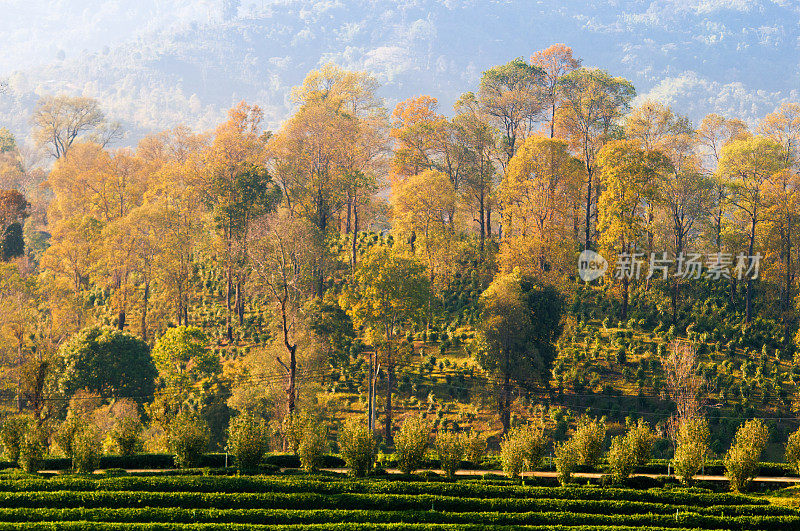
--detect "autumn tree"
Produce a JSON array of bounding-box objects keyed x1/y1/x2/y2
[
  {"x1": 759, "y1": 104, "x2": 800, "y2": 345},
  {"x1": 696, "y1": 114, "x2": 749, "y2": 251},
  {"x1": 661, "y1": 341, "x2": 706, "y2": 445},
  {"x1": 204, "y1": 102, "x2": 281, "y2": 340},
  {"x1": 340, "y1": 245, "x2": 429, "y2": 441},
  {"x1": 478, "y1": 58, "x2": 546, "y2": 169},
  {"x1": 390, "y1": 96, "x2": 443, "y2": 178},
  {"x1": 32, "y1": 95, "x2": 119, "y2": 159},
  {"x1": 626, "y1": 102, "x2": 712, "y2": 320},
  {"x1": 0, "y1": 129, "x2": 25, "y2": 192},
  {"x1": 0, "y1": 263, "x2": 38, "y2": 413},
  {"x1": 392, "y1": 169, "x2": 457, "y2": 294},
  {"x1": 247, "y1": 209, "x2": 322, "y2": 418},
  {"x1": 499, "y1": 135, "x2": 583, "y2": 280},
  {"x1": 273, "y1": 64, "x2": 383, "y2": 237},
  {"x1": 43, "y1": 142, "x2": 141, "y2": 301},
  {"x1": 718, "y1": 136, "x2": 787, "y2": 322},
  {"x1": 476, "y1": 271, "x2": 563, "y2": 433},
  {"x1": 530, "y1": 44, "x2": 581, "y2": 139},
  {"x1": 557, "y1": 68, "x2": 636, "y2": 250},
  {"x1": 452, "y1": 94, "x2": 498, "y2": 254},
  {"x1": 597, "y1": 140, "x2": 669, "y2": 319},
  {"x1": 138, "y1": 127, "x2": 209, "y2": 327}
]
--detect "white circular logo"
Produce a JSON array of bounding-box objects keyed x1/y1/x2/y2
[{"x1": 578, "y1": 250, "x2": 608, "y2": 282}]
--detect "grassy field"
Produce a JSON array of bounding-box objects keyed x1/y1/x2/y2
[{"x1": 1, "y1": 471, "x2": 799, "y2": 530}]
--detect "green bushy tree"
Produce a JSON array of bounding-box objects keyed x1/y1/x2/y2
[
  {"x1": 785, "y1": 427, "x2": 800, "y2": 474},
  {"x1": 607, "y1": 434, "x2": 635, "y2": 481},
  {"x1": 227, "y1": 414, "x2": 270, "y2": 471},
  {"x1": 395, "y1": 415, "x2": 431, "y2": 475},
  {"x1": 298, "y1": 422, "x2": 328, "y2": 473},
  {"x1": 673, "y1": 417, "x2": 711, "y2": 485},
  {"x1": 627, "y1": 418, "x2": 654, "y2": 466},
  {"x1": 554, "y1": 440, "x2": 579, "y2": 486},
  {"x1": 724, "y1": 419, "x2": 769, "y2": 492},
  {"x1": 500, "y1": 422, "x2": 548, "y2": 479},
  {"x1": 54, "y1": 416, "x2": 85, "y2": 459},
  {"x1": 18, "y1": 424, "x2": 46, "y2": 473},
  {"x1": 572, "y1": 416, "x2": 606, "y2": 466},
  {"x1": 338, "y1": 420, "x2": 377, "y2": 477},
  {"x1": 58, "y1": 326, "x2": 156, "y2": 399},
  {"x1": 167, "y1": 413, "x2": 209, "y2": 468},
  {"x1": 435, "y1": 431, "x2": 464, "y2": 478},
  {"x1": 109, "y1": 416, "x2": 143, "y2": 457},
  {"x1": 72, "y1": 426, "x2": 102, "y2": 474},
  {"x1": 0, "y1": 415, "x2": 31, "y2": 462},
  {"x1": 607, "y1": 418, "x2": 655, "y2": 482},
  {"x1": 463, "y1": 432, "x2": 487, "y2": 465}
]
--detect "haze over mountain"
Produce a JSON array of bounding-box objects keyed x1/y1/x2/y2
[{"x1": 1, "y1": 0, "x2": 798, "y2": 148}]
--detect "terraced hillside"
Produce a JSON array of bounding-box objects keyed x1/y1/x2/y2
[{"x1": 0, "y1": 473, "x2": 798, "y2": 530}]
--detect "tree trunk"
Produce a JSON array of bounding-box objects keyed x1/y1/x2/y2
[
  {"x1": 501, "y1": 348, "x2": 511, "y2": 434},
  {"x1": 226, "y1": 263, "x2": 233, "y2": 341},
  {"x1": 141, "y1": 281, "x2": 149, "y2": 341},
  {"x1": 621, "y1": 275, "x2": 629, "y2": 321},
  {"x1": 15, "y1": 341, "x2": 22, "y2": 413},
  {"x1": 367, "y1": 350, "x2": 374, "y2": 431},
  {"x1": 478, "y1": 191, "x2": 485, "y2": 257},
  {"x1": 385, "y1": 343, "x2": 394, "y2": 444},
  {"x1": 584, "y1": 168, "x2": 593, "y2": 250},
  {"x1": 784, "y1": 210, "x2": 793, "y2": 352},
  {"x1": 287, "y1": 344, "x2": 296, "y2": 417},
  {"x1": 746, "y1": 219, "x2": 756, "y2": 323},
  {"x1": 236, "y1": 280, "x2": 245, "y2": 326},
  {"x1": 345, "y1": 194, "x2": 352, "y2": 234},
  {"x1": 117, "y1": 309, "x2": 126, "y2": 331},
  {"x1": 351, "y1": 200, "x2": 359, "y2": 269}
]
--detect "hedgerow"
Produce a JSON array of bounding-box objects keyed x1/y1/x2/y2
[{"x1": 0, "y1": 507, "x2": 796, "y2": 529}]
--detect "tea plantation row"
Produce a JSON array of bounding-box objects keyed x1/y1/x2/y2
[{"x1": 0, "y1": 472, "x2": 796, "y2": 530}]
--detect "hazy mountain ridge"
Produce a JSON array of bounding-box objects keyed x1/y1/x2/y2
[{"x1": 1, "y1": 0, "x2": 798, "y2": 147}]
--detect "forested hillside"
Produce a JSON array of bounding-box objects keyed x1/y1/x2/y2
[{"x1": 1, "y1": 44, "x2": 799, "y2": 469}]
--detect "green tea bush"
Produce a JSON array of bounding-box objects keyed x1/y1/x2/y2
[
  {"x1": 72, "y1": 426, "x2": 102, "y2": 474},
  {"x1": 298, "y1": 421, "x2": 328, "y2": 473},
  {"x1": 338, "y1": 420, "x2": 376, "y2": 477},
  {"x1": 54, "y1": 416, "x2": 85, "y2": 459},
  {"x1": 109, "y1": 417, "x2": 143, "y2": 457},
  {"x1": 434, "y1": 431, "x2": 464, "y2": 478},
  {"x1": 724, "y1": 418, "x2": 769, "y2": 492},
  {"x1": 673, "y1": 417, "x2": 711, "y2": 485},
  {"x1": 463, "y1": 431, "x2": 486, "y2": 465},
  {"x1": 227, "y1": 414, "x2": 269, "y2": 471},
  {"x1": 785, "y1": 426, "x2": 800, "y2": 474},
  {"x1": 626, "y1": 418, "x2": 654, "y2": 466},
  {"x1": 554, "y1": 440, "x2": 579, "y2": 485},
  {"x1": 394, "y1": 414, "x2": 431, "y2": 474},
  {"x1": 500, "y1": 422, "x2": 548, "y2": 479},
  {"x1": 18, "y1": 424, "x2": 46, "y2": 473},
  {"x1": 0, "y1": 415, "x2": 30, "y2": 462},
  {"x1": 167, "y1": 413, "x2": 209, "y2": 468},
  {"x1": 572, "y1": 416, "x2": 606, "y2": 467},
  {"x1": 607, "y1": 434, "x2": 635, "y2": 482}
]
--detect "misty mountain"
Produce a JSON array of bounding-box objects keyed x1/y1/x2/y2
[{"x1": 1, "y1": 0, "x2": 798, "y2": 147}]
